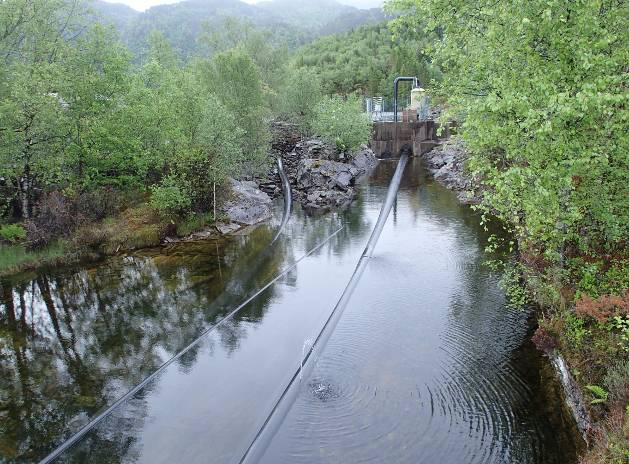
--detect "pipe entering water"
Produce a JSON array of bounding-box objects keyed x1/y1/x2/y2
[
  {"x1": 271, "y1": 156, "x2": 292, "y2": 244},
  {"x1": 239, "y1": 152, "x2": 410, "y2": 463},
  {"x1": 38, "y1": 158, "x2": 330, "y2": 464}
]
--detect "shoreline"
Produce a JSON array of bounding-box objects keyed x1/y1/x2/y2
[{"x1": 417, "y1": 138, "x2": 613, "y2": 460}]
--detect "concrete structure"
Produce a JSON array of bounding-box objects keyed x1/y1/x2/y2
[{"x1": 371, "y1": 120, "x2": 442, "y2": 158}]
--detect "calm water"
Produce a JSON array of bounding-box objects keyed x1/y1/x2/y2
[{"x1": 0, "y1": 159, "x2": 582, "y2": 463}]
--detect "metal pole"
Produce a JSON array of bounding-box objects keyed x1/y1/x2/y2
[{"x1": 393, "y1": 77, "x2": 419, "y2": 123}]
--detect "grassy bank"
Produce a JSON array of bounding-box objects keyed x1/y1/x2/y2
[
  {"x1": 0, "y1": 206, "x2": 218, "y2": 278},
  {"x1": 0, "y1": 242, "x2": 69, "y2": 276}
]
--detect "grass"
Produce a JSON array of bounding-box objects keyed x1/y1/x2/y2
[
  {"x1": 0, "y1": 204, "x2": 224, "y2": 278},
  {"x1": 76, "y1": 206, "x2": 218, "y2": 255},
  {"x1": 0, "y1": 242, "x2": 67, "y2": 276},
  {"x1": 176, "y1": 212, "x2": 215, "y2": 236},
  {"x1": 95, "y1": 205, "x2": 168, "y2": 254}
]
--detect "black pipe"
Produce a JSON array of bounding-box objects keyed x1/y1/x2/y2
[
  {"x1": 270, "y1": 156, "x2": 292, "y2": 244},
  {"x1": 239, "y1": 152, "x2": 410, "y2": 463},
  {"x1": 393, "y1": 76, "x2": 418, "y2": 123}
]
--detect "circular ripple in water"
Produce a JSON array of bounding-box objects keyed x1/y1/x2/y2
[
  {"x1": 259, "y1": 160, "x2": 580, "y2": 464},
  {"x1": 260, "y1": 268, "x2": 578, "y2": 464}
]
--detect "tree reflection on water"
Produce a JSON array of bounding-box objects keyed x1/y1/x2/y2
[{"x1": 0, "y1": 219, "x2": 322, "y2": 462}]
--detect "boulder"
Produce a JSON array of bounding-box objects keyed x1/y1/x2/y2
[
  {"x1": 350, "y1": 145, "x2": 379, "y2": 174},
  {"x1": 223, "y1": 179, "x2": 273, "y2": 225},
  {"x1": 215, "y1": 222, "x2": 241, "y2": 235}
]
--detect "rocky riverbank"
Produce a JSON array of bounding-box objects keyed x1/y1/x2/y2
[
  {"x1": 420, "y1": 138, "x2": 479, "y2": 204},
  {"x1": 167, "y1": 126, "x2": 379, "y2": 243}
]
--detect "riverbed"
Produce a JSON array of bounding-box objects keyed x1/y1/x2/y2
[{"x1": 0, "y1": 159, "x2": 583, "y2": 463}]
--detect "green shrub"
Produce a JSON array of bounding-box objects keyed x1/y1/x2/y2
[
  {"x1": 279, "y1": 67, "x2": 323, "y2": 133},
  {"x1": 311, "y1": 95, "x2": 372, "y2": 153},
  {"x1": 0, "y1": 224, "x2": 27, "y2": 244},
  {"x1": 150, "y1": 175, "x2": 192, "y2": 217},
  {"x1": 609, "y1": 316, "x2": 629, "y2": 353},
  {"x1": 208, "y1": 49, "x2": 270, "y2": 177},
  {"x1": 564, "y1": 313, "x2": 590, "y2": 349}
]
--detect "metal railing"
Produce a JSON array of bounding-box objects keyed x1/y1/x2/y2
[
  {"x1": 364, "y1": 96, "x2": 408, "y2": 122},
  {"x1": 364, "y1": 95, "x2": 433, "y2": 122}
]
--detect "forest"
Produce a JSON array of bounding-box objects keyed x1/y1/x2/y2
[
  {"x1": 0, "y1": 0, "x2": 373, "y2": 275},
  {"x1": 292, "y1": 22, "x2": 440, "y2": 97}
]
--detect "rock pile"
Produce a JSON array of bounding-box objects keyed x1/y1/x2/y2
[
  {"x1": 258, "y1": 126, "x2": 379, "y2": 211},
  {"x1": 295, "y1": 159, "x2": 358, "y2": 209},
  {"x1": 295, "y1": 145, "x2": 378, "y2": 210},
  {"x1": 293, "y1": 138, "x2": 338, "y2": 161}
]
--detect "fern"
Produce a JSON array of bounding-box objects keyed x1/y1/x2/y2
[{"x1": 584, "y1": 385, "x2": 608, "y2": 405}]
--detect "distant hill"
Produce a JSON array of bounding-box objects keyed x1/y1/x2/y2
[
  {"x1": 92, "y1": 0, "x2": 386, "y2": 58},
  {"x1": 255, "y1": 0, "x2": 356, "y2": 28},
  {"x1": 91, "y1": 1, "x2": 139, "y2": 35}
]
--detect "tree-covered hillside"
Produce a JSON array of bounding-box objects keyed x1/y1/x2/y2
[
  {"x1": 293, "y1": 22, "x2": 440, "y2": 97},
  {"x1": 91, "y1": 0, "x2": 139, "y2": 34},
  {"x1": 93, "y1": 0, "x2": 386, "y2": 58}
]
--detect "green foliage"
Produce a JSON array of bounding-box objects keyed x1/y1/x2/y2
[
  {"x1": 278, "y1": 68, "x2": 323, "y2": 132},
  {"x1": 204, "y1": 48, "x2": 270, "y2": 176},
  {"x1": 584, "y1": 384, "x2": 608, "y2": 405},
  {"x1": 198, "y1": 17, "x2": 290, "y2": 102},
  {"x1": 0, "y1": 0, "x2": 79, "y2": 216},
  {"x1": 575, "y1": 262, "x2": 603, "y2": 298},
  {"x1": 0, "y1": 224, "x2": 27, "y2": 244},
  {"x1": 158, "y1": 94, "x2": 246, "y2": 215},
  {"x1": 388, "y1": 0, "x2": 629, "y2": 300},
  {"x1": 150, "y1": 176, "x2": 192, "y2": 218},
  {"x1": 498, "y1": 262, "x2": 529, "y2": 309},
  {"x1": 608, "y1": 316, "x2": 629, "y2": 353},
  {"x1": 311, "y1": 96, "x2": 372, "y2": 153},
  {"x1": 0, "y1": 0, "x2": 278, "y2": 238},
  {"x1": 294, "y1": 22, "x2": 440, "y2": 97},
  {"x1": 564, "y1": 312, "x2": 590, "y2": 349}
]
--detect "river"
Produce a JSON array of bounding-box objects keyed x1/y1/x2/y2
[{"x1": 0, "y1": 158, "x2": 583, "y2": 463}]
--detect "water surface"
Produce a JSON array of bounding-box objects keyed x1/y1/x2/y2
[{"x1": 0, "y1": 159, "x2": 582, "y2": 463}]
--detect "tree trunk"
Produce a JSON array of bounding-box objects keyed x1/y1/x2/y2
[{"x1": 18, "y1": 172, "x2": 31, "y2": 220}]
